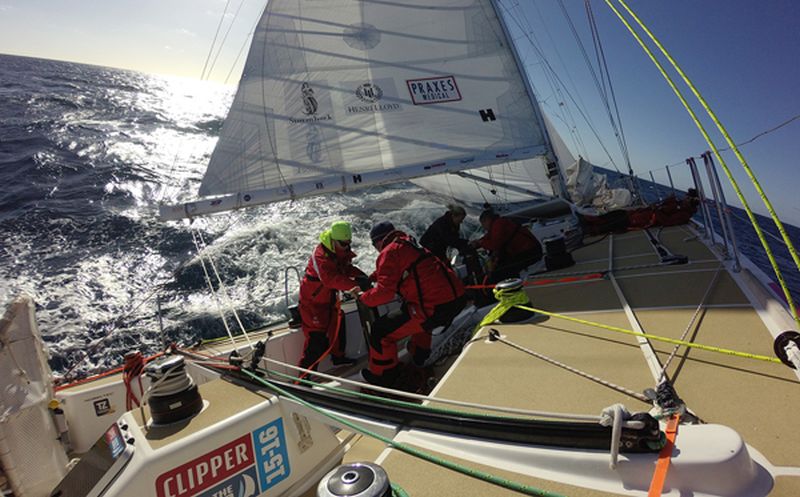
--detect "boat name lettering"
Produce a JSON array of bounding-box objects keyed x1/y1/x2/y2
[
  {"x1": 424, "y1": 162, "x2": 446, "y2": 170},
  {"x1": 156, "y1": 435, "x2": 254, "y2": 497},
  {"x1": 460, "y1": 157, "x2": 475, "y2": 164},
  {"x1": 495, "y1": 153, "x2": 509, "y2": 158},
  {"x1": 406, "y1": 76, "x2": 461, "y2": 105}
]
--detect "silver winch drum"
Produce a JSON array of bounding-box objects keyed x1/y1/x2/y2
[
  {"x1": 144, "y1": 355, "x2": 203, "y2": 425},
  {"x1": 317, "y1": 462, "x2": 391, "y2": 497},
  {"x1": 495, "y1": 277, "x2": 524, "y2": 294}
]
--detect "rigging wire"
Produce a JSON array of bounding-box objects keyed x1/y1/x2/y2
[
  {"x1": 206, "y1": 0, "x2": 247, "y2": 81},
  {"x1": 584, "y1": 0, "x2": 633, "y2": 177},
  {"x1": 555, "y1": 0, "x2": 632, "y2": 178},
  {"x1": 200, "y1": 0, "x2": 233, "y2": 81},
  {"x1": 525, "y1": 0, "x2": 594, "y2": 159},
  {"x1": 657, "y1": 113, "x2": 800, "y2": 170},
  {"x1": 497, "y1": 2, "x2": 622, "y2": 173}
]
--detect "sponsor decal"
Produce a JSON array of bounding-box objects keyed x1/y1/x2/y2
[
  {"x1": 253, "y1": 418, "x2": 291, "y2": 492},
  {"x1": 290, "y1": 83, "x2": 332, "y2": 124},
  {"x1": 356, "y1": 82, "x2": 383, "y2": 103},
  {"x1": 93, "y1": 398, "x2": 114, "y2": 416},
  {"x1": 479, "y1": 108, "x2": 496, "y2": 122},
  {"x1": 156, "y1": 435, "x2": 255, "y2": 497},
  {"x1": 346, "y1": 82, "x2": 401, "y2": 114},
  {"x1": 406, "y1": 76, "x2": 461, "y2": 105}
]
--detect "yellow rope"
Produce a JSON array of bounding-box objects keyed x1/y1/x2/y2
[
  {"x1": 514, "y1": 304, "x2": 783, "y2": 365},
  {"x1": 603, "y1": 0, "x2": 799, "y2": 328}
]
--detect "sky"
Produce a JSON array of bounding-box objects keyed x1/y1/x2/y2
[{"x1": 0, "y1": 0, "x2": 798, "y2": 227}]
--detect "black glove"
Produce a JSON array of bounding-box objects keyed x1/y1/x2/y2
[{"x1": 356, "y1": 275, "x2": 372, "y2": 291}]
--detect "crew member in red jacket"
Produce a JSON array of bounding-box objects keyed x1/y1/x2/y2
[
  {"x1": 356, "y1": 221, "x2": 466, "y2": 387},
  {"x1": 298, "y1": 221, "x2": 367, "y2": 371},
  {"x1": 471, "y1": 209, "x2": 542, "y2": 284}
]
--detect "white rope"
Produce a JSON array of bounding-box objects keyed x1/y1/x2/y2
[
  {"x1": 489, "y1": 330, "x2": 652, "y2": 403},
  {"x1": 143, "y1": 363, "x2": 193, "y2": 404},
  {"x1": 599, "y1": 403, "x2": 631, "y2": 469},
  {"x1": 191, "y1": 230, "x2": 238, "y2": 348},
  {"x1": 193, "y1": 229, "x2": 254, "y2": 349},
  {"x1": 657, "y1": 265, "x2": 723, "y2": 382}
]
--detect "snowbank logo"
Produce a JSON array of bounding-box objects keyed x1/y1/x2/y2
[
  {"x1": 406, "y1": 76, "x2": 461, "y2": 105},
  {"x1": 290, "y1": 82, "x2": 332, "y2": 124},
  {"x1": 301, "y1": 82, "x2": 318, "y2": 115},
  {"x1": 356, "y1": 82, "x2": 383, "y2": 103}
]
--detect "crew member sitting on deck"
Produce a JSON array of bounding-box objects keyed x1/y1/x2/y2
[
  {"x1": 298, "y1": 221, "x2": 368, "y2": 371},
  {"x1": 419, "y1": 204, "x2": 471, "y2": 265},
  {"x1": 356, "y1": 221, "x2": 467, "y2": 387},
  {"x1": 470, "y1": 209, "x2": 543, "y2": 284}
]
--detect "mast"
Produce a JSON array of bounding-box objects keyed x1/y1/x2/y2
[{"x1": 488, "y1": 0, "x2": 569, "y2": 201}]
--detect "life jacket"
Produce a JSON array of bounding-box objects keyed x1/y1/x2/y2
[
  {"x1": 361, "y1": 233, "x2": 464, "y2": 319},
  {"x1": 300, "y1": 243, "x2": 360, "y2": 308}
]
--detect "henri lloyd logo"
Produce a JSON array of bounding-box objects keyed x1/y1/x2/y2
[
  {"x1": 406, "y1": 76, "x2": 462, "y2": 105},
  {"x1": 290, "y1": 82, "x2": 332, "y2": 124},
  {"x1": 347, "y1": 82, "x2": 401, "y2": 114}
]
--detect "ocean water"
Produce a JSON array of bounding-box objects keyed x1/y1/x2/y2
[{"x1": 1, "y1": 54, "x2": 798, "y2": 379}]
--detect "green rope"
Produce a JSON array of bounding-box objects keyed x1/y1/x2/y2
[
  {"x1": 239, "y1": 369, "x2": 568, "y2": 497},
  {"x1": 391, "y1": 482, "x2": 410, "y2": 497},
  {"x1": 260, "y1": 367, "x2": 525, "y2": 421},
  {"x1": 603, "y1": 0, "x2": 799, "y2": 328}
]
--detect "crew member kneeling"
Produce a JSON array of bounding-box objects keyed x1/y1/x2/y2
[{"x1": 357, "y1": 221, "x2": 466, "y2": 387}]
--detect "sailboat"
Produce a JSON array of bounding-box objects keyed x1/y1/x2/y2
[{"x1": 2, "y1": 1, "x2": 799, "y2": 497}]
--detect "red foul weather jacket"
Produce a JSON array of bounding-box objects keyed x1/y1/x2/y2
[
  {"x1": 299, "y1": 243, "x2": 364, "y2": 332},
  {"x1": 475, "y1": 217, "x2": 541, "y2": 258},
  {"x1": 359, "y1": 233, "x2": 464, "y2": 321}
]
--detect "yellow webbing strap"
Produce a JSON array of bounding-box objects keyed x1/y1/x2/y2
[{"x1": 604, "y1": 0, "x2": 799, "y2": 328}]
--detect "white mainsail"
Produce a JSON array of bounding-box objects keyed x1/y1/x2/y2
[{"x1": 160, "y1": 0, "x2": 560, "y2": 220}]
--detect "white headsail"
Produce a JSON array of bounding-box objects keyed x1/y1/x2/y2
[
  {"x1": 160, "y1": 0, "x2": 560, "y2": 220},
  {"x1": 411, "y1": 114, "x2": 575, "y2": 204}
]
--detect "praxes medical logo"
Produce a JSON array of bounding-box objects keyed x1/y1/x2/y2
[
  {"x1": 406, "y1": 76, "x2": 461, "y2": 105},
  {"x1": 156, "y1": 418, "x2": 291, "y2": 497}
]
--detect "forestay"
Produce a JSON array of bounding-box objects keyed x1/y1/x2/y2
[{"x1": 161, "y1": 0, "x2": 556, "y2": 219}]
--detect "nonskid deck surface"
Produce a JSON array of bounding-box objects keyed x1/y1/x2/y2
[{"x1": 370, "y1": 226, "x2": 799, "y2": 496}]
